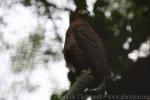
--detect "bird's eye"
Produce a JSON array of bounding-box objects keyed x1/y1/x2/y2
[{"x1": 73, "y1": 28, "x2": 82, "y2": 33}]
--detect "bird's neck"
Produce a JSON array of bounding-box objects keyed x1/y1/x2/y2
[{"x1": 70, "y1": 17, "x2": 88, "y2": 27}]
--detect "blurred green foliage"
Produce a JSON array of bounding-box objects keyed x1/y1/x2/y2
[
  {"x1": 11, "y1": 27, "x2": 44, "y2": 72},
  {"x1": 50, "y1": 94, "x2": 60, "y2": 100}
]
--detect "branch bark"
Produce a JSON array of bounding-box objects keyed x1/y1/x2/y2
[{"x1": 61, "y1": 71, "x2": 94, "y2": 100}]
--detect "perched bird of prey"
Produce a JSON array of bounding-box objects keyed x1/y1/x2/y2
[{"x1": 64, "y1": 9, "x2": 111, "y2": 87}]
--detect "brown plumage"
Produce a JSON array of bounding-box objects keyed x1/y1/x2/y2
[{"x1": 64, "y1": 9, "x2": 111, "y2": 87}]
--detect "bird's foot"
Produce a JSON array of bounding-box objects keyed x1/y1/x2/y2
[{"x1": 81, "y1": 70, "x2": 91, "y2": 75}]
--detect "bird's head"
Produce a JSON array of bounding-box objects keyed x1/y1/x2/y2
[{"x1": 70, "y1": 8, "x2": 90, "y2": 22}]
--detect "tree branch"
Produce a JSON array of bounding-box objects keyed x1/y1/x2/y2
[
  {"x1": 37, "y1": 0, "x2": 72, "y2": 11},
  {"x1": 61, "y1": 71, "x2": 94, "y2": 100}
]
